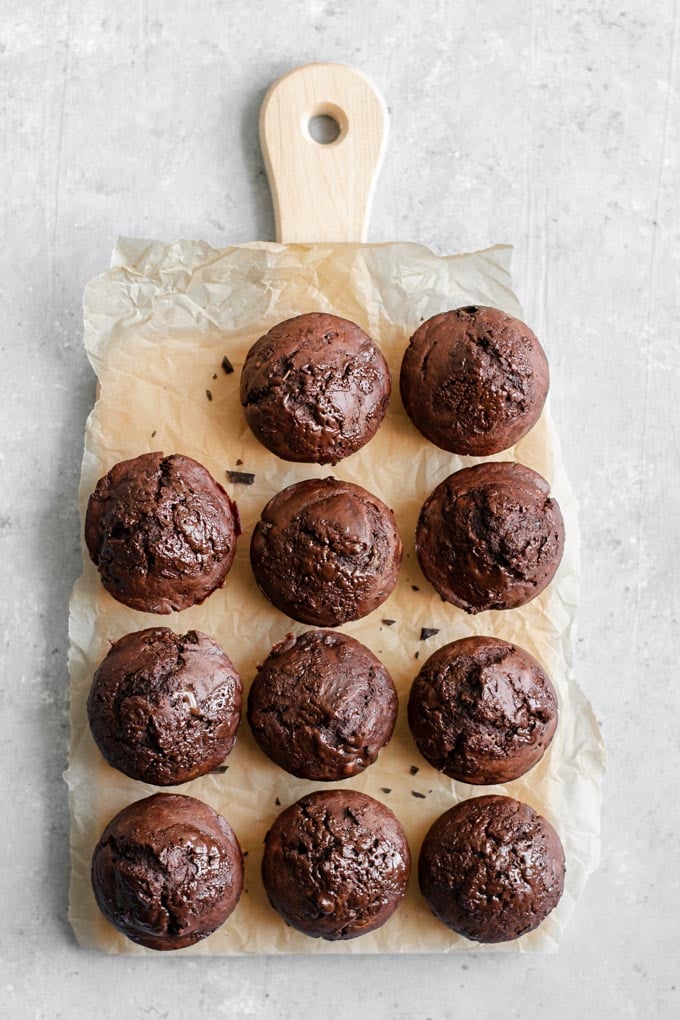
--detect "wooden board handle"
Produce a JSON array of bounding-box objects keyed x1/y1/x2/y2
[{"x1": 259, "y1": 62, "x2": 389, "y2": 244}]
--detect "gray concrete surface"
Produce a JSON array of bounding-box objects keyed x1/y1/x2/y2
[{"x1": 1, "y1": 1, "x2": 678, "y2": 1017}]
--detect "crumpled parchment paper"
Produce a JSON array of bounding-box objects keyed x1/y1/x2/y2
[{"x1": 66, "y1": 237, "x2": 605, "y2": 955}]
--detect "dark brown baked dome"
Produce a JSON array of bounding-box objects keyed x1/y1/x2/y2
[
  {"x1": 407, "y1": 636, "x2": 558, "y2": 784},
  {"x1": 400, "y1": 306, "x2": 549, "y2": 456},
  {"x1": 240, "y1": 313, "x2": 391, "y2": 464},
  {"x1": 250, "y1": 477, "x2": 402, "y2": 626},
  {"x1": 85, "y1": 452, "x2": 241, "y2": 614},
  {"x1": 262, "y1": 790, "x2": 410, "y2": 940},
  {"x1": 418, "y1": 795, "x2": 565, "y2": 943},
  {"x1": 91, "y1": 793, "x2": 243, "y2": 951},
  {"x1": 247, "y1": 630, "x2": 397, "y2": 781},
  {"x1": 88, "y1": 628, "x2": 243, "y2": 786},
  {"x1": 415, "y1": 461, "x2": 564, "y2": 613}
]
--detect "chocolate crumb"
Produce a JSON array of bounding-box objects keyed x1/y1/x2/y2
[
  {"x1": 412, "y1": 790, "x2": 426, "y2": 799},
  {"x1": 420, "y1": 627, "x2": 440, "y2": 641},
  {"x1": 243, "y1": 851, "x2": 249, "y2": 858},
  {"x1": 236, "y1": 458, "x2": 243, "y2": 466},
  {"x1": 150, "y1": 430, "x2": 156, "y2": 438},
  {"x1": 410, "y1": 766, "x2": 419, "y2": 775},
  {"x1": 226, "y1": 470, "x2": 255, "y2": 485},
  {"x1": 412, "y1": 585, "x2": 420, "y2": 592},
  {"x1": 414, "y1": 652, "x2": 420, "y2": 660},
  {"x1": 206, "y1": 389, "x2": 213, "y2": 401},
  {"x1": 382, "y1": 619, "x2": 396, "y2": 626},
  {"x1": 275, "y1": 797, "x2": 281, "y2": 806},
  {"x1": 381, "y1": 788, "x2": 392, "y2": 794},
  {"x1": 212, "y1": 373, "x2": 218, "y2": 380},
  {"x1": 210, "y1": 765, "x2": 229, "y2": 774},
  {"x1": 221, "y1": 355, "x2": 234, "y2": 375}
]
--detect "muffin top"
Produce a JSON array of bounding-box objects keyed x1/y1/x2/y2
[
  {"x1": 250, "y1": 476, "x2": 402, "y2": 626},
  {"x1": 85, "y1": 452, "x2": 240, "y2": 614},
  {"x1": 240, "y1": 312, "x2": 391, "y2": 464},
  {"x1": 416, "y1": 461, "x2": 564, "y2": 613},
  {"x1": 248, "y1": 630, "x2": 397, "y2": 781},
  {"x1": 400, "y1": 305, "x2": 549, "y2": 455},
  {"x1": 91, "y1": 793, "x2": 243, "y2": 951},
  {"x1": 262, "y1": 790, "x2": 410, "y2": 941},
  {"x1": 88, "y1": 628, "x2": 242, "y2": 786},
  {"x1": 407, "y1": 636, "x2": 558, "y2": 784},
  {"x1": 418, "y1": 795, "x2": 565, "y2": 943}
]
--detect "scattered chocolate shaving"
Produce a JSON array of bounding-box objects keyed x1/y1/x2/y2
[
  {"x1": 412, "y1": 790, "x2": 426, "y2": 799},
  {"x1": 236, "y1": 458, "x2": 243, "y2": 466},
  {"x1": 382, "y1": 619, "x2": 396, "y2": 626},
  {"x1": 381, "y1": 788, "x2": 392, "y2": 794},
  {"x1": 150, "y1": 430, "x2": 156, "y2": 438},
  {"x1": 410, "y1": 766, "x2": 420, "y2": 776},
  {"x1": 420, "y1": 627, "x2": 440, "y2": 641},
  {"x1": 221, "y1": 355, "x2": 234, "y2": 374},
  {"x1": 411, "y1": 585, "x2": 420, "y2": 592},
  {"x1": 226, "y1": 470, "x2": 255, "y2": 485},
  {"x1": 243, "y1": 851, "x2": 249, "y2": 858},
  {"x1": 212, "y1": 373, "x2": 218, "y2": 380},
  {"x1": 206, "y1": 389, "x2": 213, "y2": 401},
  {"x1": 414, "y1": 652, "x2": 420, "y2": 660},
  {"x1": 275, "y1": 797, "x2": 281, "y2": 806}
]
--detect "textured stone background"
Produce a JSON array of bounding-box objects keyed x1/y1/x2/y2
[{"x1": 1, "y1": 1, "x2": 678, "y2": 1017}]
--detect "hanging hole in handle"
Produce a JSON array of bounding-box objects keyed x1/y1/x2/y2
[
  {"x1": 302, "y1": 103, "x2": 348, "y2": 147},
  {"x1": 309, "y1": 115, "x2": 340, "y2": 144}
]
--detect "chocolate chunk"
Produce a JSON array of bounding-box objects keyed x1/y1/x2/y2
[
  {"x1": 206, "y1": 389, "x2": 213, "y2": 401},
  {"x1": 226, "y1": 470, "x2": 255, "y2": 485},
  {"x1": 221, "y1": 356, "x2": 234, "y2": 374},
  {"x1": 409, "y1": 765, "x2": 419, "y2": 775},
  {"x1": 411, "y1": 585, "x2": 420, "y2": 592},
  {"x1": 411, "y1": 790, "x2": 426, "y2": 799},
  {"x1": 382, "y1": 619, "x2": 396, "y2": 626},
  {"x1": 381, "y1": 787, "x2": 392, "y2": 794},
  {"x1": 420, "y1": 627, "x2": 440, "y2": 641}
]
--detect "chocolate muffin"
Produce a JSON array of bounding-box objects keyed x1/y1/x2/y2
[
  {"x1": 88, "y1": 628, "x2": 243, "y2": 786},
  {"x1": 91, "y1": 793, "x2": 243, "y2": 950},
  {"x1": 250, "y1": 477, "x2": 402, "y2": 626},
  {"x1": 240, "y1": 313, "x2": 391, "y2": 464},
  {"x1": 407, "y1": 636, "x2": 558, "y2": 784},
  {"x1": 262, "y1": 790, "x2": 410, "y2": 940},
  {"x1": 400, "y1": 306, "x2": 549, "y2": 455},
  {"x1": 85, "y1": 452, "x2": 241, "y2": 614},
  {"x1": 416, "y1": 462, "x2": 564, "y2": 613},
  {"x1": 418, "y1": 795, "x2": 565, "y2": 943},
  {"x1": 248, "y1": 630, "x2": 397, "y2": 781}
]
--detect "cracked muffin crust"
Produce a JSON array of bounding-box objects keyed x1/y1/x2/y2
[
  {"x1": 262, "y1": 790, "x2": 411, "y2": 940},
  {"x1": 250, "y1": 477, "x2": 402, "y2": 626},
  {"x1": 91, "y1": 793, "x2": 243, "y2": 951},
  {"x1": 407, "y1": 636, "x2": 558, "y2": 784},
  {"x1": 88, "y1": 628, "x2": 243, "y2": 786},
  {"x1": 247, "y1": 630, "x2": 397, "y2": 781},
  {"x1": 415, "y1": 461, "x2": 564, "y2": 613},
  {"x1": 85, "y1": 452, "x2": 241, "y2": 614},
  {"x1": 240, "y1": 312, "x2": 391, "y2": 465},
  {"x1": 400, "y1": 305, "x2": 549, "y2": 455},
  {"x1": 418, "y1": 794, "x2": 565, "y2": 943}
]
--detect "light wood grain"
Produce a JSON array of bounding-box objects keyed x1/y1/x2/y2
[{"x1": 259, "y1": 62, "x2": 388, "y2": 243}]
